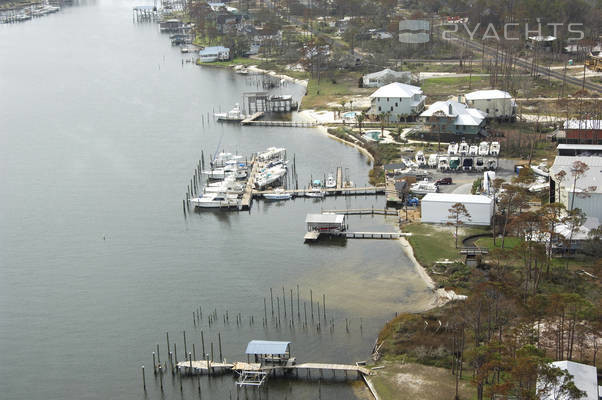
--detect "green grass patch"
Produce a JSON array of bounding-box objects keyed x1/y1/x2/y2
[
  {"x1": 475, "y1": 236, "x2": 522, "y2": 250},
  {"x1": 301, "y1": 71, "x2": 372, "y2": 109}
]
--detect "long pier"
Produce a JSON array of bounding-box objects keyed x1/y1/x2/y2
[
  {"x1": 240, "y1": 155, "x2": 258, "y2": 210},
  {"x1": 242, "y1": 120, "x2": 318, "y2": 128},
  {"x1": 176, "y1": 360, "x2": 372, "y2": 377},
  {"x1": 321, "y1": 208, "x2": 399, "y2": 216},
  {"x1": 254, "y1": 186, "x2": 385, "y2": 198}
]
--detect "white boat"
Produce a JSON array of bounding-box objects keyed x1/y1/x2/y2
[
  {"x1": 204, "y1": 176, "x2": 245, "y2": 194},
  {"x1": 531, "y1": 161, "x2": 549, "y2": 178},
  {"x1": 449, "y1": 156, "x2": 461, "y2": 170},
  {"x1": 438, "y1": 156, "x2": 449, "y2": 171},
  {"x1": 529, "y1": 182, "x2": 550, "y2": 193},
  {"x1": 254, "y1": 166, "x2": 287, "y2": 189},
  {"x1": 305, "y1": 188, "x2": 325, "y2": 198},
  {"x1": 180, "y1": 47, "x2": 190, "y2": 53},
  {"x1": 468, "y1": 145, "x2": 478, "y2": 156},
  {"x1": 215, "y1": 103, "x2": 247, "y2": 121},
  {"x1": 325, "y1": 174, "x2": 336, "y2": 189},
  {"x1": 258, "y1": 147, "x2": 286, "y2": 162},
  {"x1": 263, "y1": 188, "x2": 292, "y2": 200},
  {"x1": 210, "y1": 152, "x2": 244, "y2": 168},
  {"x1": 474, "y1": 157, "x2": 485, "y2": 171},
  {"x1": 489, "y1": 141, "x2": 500, "y2": 156},
  {"x1": 478, "y1": 141, "x2": 490, "y2": 156},
  {"x1": 415, "y1": 151, "x2": 426, "y2": 167},
  {"x1": 486, "y1": 158, "x2": 498, "y2": 170},
  {"x1": 203, "y1": 161, "x2": 247, "y2": 180},
  {"x1": 447, "y1": 143, "x2": 458, "y2": 155},
  {"x1": 189, "y1": 192, "x2": 239, "y2": 209},
  {"x1": 427, "y1": 154, "x2": 438, "y2": 168},
  {"x1": 459, "y1": 140, "x2": 469, "y2": 156},
  {"x1": 410, "y1": 180, "x2": 439, "y2": 195}
]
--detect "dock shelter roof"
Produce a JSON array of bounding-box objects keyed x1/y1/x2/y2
[
  {"x1": 245, "y1": 340, "x2": 290, "y2": 355},
  {"x1": 305, "y1": 213, "x2": 345, "y2": 224}
]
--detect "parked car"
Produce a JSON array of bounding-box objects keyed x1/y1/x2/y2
[{"x1": 436, "y1": 177, "x2": 453, "y2": 185}]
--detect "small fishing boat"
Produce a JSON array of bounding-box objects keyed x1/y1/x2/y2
[
  {"x1": 215, "y1": 103, "x2": 247, "y2": 122},
  {"x1": 263, "y1": 188, "x2": 292, "y2": 200},
  {"x1": 203, "y1": 161, "x2": 247, "y2": 180},
  {"x1": 210, "y1": 152, "x2": 244, "y2": 168},
  {"x1": 449, "y1": 157, "x2": 461, "y2": 170},
  {"x1": 189, "y1": 192, "x2": 239, "y2": 209},
  {"x1": 254, "y1": 166, "x2": 287, "y2": 189},
  {"x1": 447, "y1": 143, "x2": 458, "y2": 155},
  {"x1": 478, "y1": 141, "x2": 490, "y2": 156},
  {"x1": 486, "y1": 158, "x2": 498, "y2": 170},
  {"x1": 529, "y1": 182, "x2": 550, "y2": 193},
  {"x1": 462, "y1": 157, "x2": 473, "y2": 171},
  {"x1": 427, "y1": 154, "x2": 438, "y2": 168},
  {"x1": 305, "y1": 188, "x2": 325, "y2": 198},
  {"x1": 474, "y1": 157, "x2": 485, "y2": 171},
  {"x1": 468, "y1": 145, "x2": 478, "y2": 156},
  {"x1": 438, "y1": 156, "x2": 449, "y2": 171},
  {"x1": 489, "y1": 141, "x2": 500, "y2": 156},
  {"x1": 325, "y1": 174, "x2": 336, "y2": 189},
  {"x1": 459, "y1": 140, "x2": 469, "y2": 156},
  {"x1": 415, "y1": 151, "x2": 426, "y2": 167},
  {"x1": 410, "y1": 180, "x2": 439, "y2": 195},
  {"x1": 258, "y1": 147, "x2": 286, "y2": 162},
  {"x1": 531, "y1": 161, "x2": 549, "y2": 178}
]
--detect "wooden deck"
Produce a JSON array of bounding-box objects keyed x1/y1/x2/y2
[
  {"x1": 177, "y1": 360, "x2": 234, "y2": 374},
  {"x1": 321, "y1": 208, "x2": 399, "y2": 216},
  {"x1": 335, "y1": 167, "x2": 343, "y2": 190},
  {"x1": 335, "y1": 231, "x2": 409, "y2": 239},
  {"x1": 254, "y1": 186, "x2": 385, "y2": 198},
  {"x1": 293, "y1": 363, "x2": 372, "y2": 376},
  {"x1": 240, "y1": 112, "x2": 264, "y2": 125}
]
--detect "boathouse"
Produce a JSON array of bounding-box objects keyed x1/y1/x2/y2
[
  {"x1": 245, "y1": 340, "x2": 292, "y2": 363},
  {"x1": 306, "y1": 213, "x2": 346, "y2": 233}
]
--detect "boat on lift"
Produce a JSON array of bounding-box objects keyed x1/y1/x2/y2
[
  {"x1": 489, "y1": 142, "x2": 500, "y2": 156},
  {"x1": 487, "y1": 158, "x2": 498, "y2": 170},
  {"x1": 325, "y1": 173, "x2": 337, "y2": 189},
  {"x1": 468, "y1": 145, "x2": 478, "y2": 156},
  {"x1": 447, "y1": 143, "x2": 458, "y2": 155},
  {"x1": 462, "y1": 157, "x2": 474, "y2": 171},
  {"x1": 478, "y1": 141, "x2": 490, "y2": 156},
  {"x1": 458, "y1": 140, "x2": 469, "y2": 156},
  {"x1": 449, "y1": 157, "x2": 461, "y2": 170},
  {"x1": 215, "y1": 103, "x2": 248, "y2": 122},
  {"x1": 474, "y1": 157, "x2": 485, "y2": 171}
]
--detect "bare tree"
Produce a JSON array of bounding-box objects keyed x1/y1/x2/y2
[
  {"x1": 569, "y1": 161, "x2": 589, "y2": 211},
  {"x1": 448, "y1": 203, "x2": 472, "y2": 248}
]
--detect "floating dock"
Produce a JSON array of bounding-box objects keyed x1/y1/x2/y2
[{"x1": 255, "y1": 186, "x2": 385, "y2": 198}]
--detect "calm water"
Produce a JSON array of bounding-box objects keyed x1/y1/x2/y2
[{"x1": 0, "y1": 2, "x2": 432, "y2": 399}]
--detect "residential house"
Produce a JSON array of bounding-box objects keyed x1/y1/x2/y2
[
  {"x1": 362, "y1": 68, "x2": 412, "y2": 88},
  {"x1": 462, "y1": 89, "x2": 516, "y2": 120},
  {"x1": 420, "y1": 100, "x2": 487, "y2": 135},
  {"x1": 549, "y1": 153, "x2": 602, "y2": 220},
  {"x1": 367, "y1": 82, "x2": 426, "y2": 121}
]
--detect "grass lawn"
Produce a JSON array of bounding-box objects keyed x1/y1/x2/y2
[
  {"x1": 475, "y1": 236, "x2": 522, "y2": 249},
  {"x1": 404, "y1": 223, "x2": 490, "y2": 267},
  {"x1": 421, "y1": 76, "x2": 490, "y2": 101},
  {"x1": 301, "y1": 71, "x2": 372, "y2": 109},
  {"x1": 369, "y1": 361, "x2": 475, "y2": 400}
]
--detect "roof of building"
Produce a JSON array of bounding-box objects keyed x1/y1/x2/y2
[
  {"x1": 245, "y1": 340, "x2": 290, "y2": 355},
  {"x1": 555, "y1": 216, "x2": 600, "y2": 240},
  {"x1": 305, "y1": 213, "x2": 345, "y2": 224},
  {"x1": 370, "y1": 82, "x2": 423, "y2": 98},
  {"x1": 422, "y1": 193, "x2": 493, "y2": 204},
  {"x1": 550, "y1": 156, "x2": 602, "y2": 194},
  {"x1": 465, "y1": 89, "x2": 512, "y2": 100},
  {"x1": 563, "y1": 119, "x2": 602, "y2": 130},
  {"x1": 557, "y1": 144, "x2": 602, "y2": 151},
  {"x1": 543, "y1": 361, "x2": 599, "y2": 400},
  {"x1": 364, "y1": 68, "x2": 410, "y2": 79},
  {"x1": 199, "y1": 46, "x2": 229, "y2": 54},
  {"x1": 420, "y1": 100, "x2": 487, "y2": 126}
]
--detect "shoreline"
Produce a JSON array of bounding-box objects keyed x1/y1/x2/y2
[{"x1": 315, "y1": 125, "x2": 375, "y2": 164}]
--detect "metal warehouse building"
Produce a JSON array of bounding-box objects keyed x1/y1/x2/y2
[{"x1": 421, "y1": 193, "x2": 494, "y2": 226}]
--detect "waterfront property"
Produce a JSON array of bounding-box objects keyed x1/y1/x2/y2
[
  {"x1": 198, "y1": 46, "x2": 230, "y2": 62},
  {"x1": 461, "y1": 90, "x2": 516, "y2": 120},
  {"x1": 420, "y1": 193, "x2": 493, "y2": 226},
  {"x1": 362, "y1": 68, "x2": 412, "y2": 88},
  {"x1": 549, "y1": 154, "x2": 602, "y2": 220},
  {"x1": 419, "y1": 100, "x2": 487, "y2": 136},
  {"x1": 367, "y1": 82, "x2": 426, "y2": 122}
]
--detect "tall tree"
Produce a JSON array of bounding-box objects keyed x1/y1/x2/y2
[{"x1": 448, "y1": 202, "x2": 471, "y2": 248}]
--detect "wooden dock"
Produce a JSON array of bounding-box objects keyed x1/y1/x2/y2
[
  {"x1": 254, "y1": 186, "x2": 385, "y2": 198},
  {"x1": 335, "y1": 167, "x2": 343, "y2": 190},
  {"x1": 334, "y1": 231, "x2": 409, "y2": 239},
  {"x1": 321, "y1": 208, "x2": 399, "y2": 216},
  {"x1": 240, "y1": 156, "x2": 258, "y2": 210},
  {"x1": 241, "y1": 120, "x2": 318, "y2": 128},
  {"x1": 241, "y1": 112, "x2": 264, "y2": 125}
]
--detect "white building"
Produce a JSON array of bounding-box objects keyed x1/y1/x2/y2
[
  {"x1": 367, "y1": 82, "x2": 426, "y2": 121},
  {"x1": 362, "y1": 68, "x2": 412, "y2": 88},
  {"x1": 550, "y1": 155, "x2": 602, "y2": 220},
  {"x1": 420, "y1": 100, "x2": 487, "y2": 135},
  {"x1": 539, "y1": 361, "x2": 598, "y2": 400},
  {"x1": 421, "y1": 193, "x2": 494, "y2": 226},
  {"x1": 198, "y1": 46, "x2": 230, "y2": 62},
  {"x1": 463, "y1": 90, "x2": 517, "y2": 120}
]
